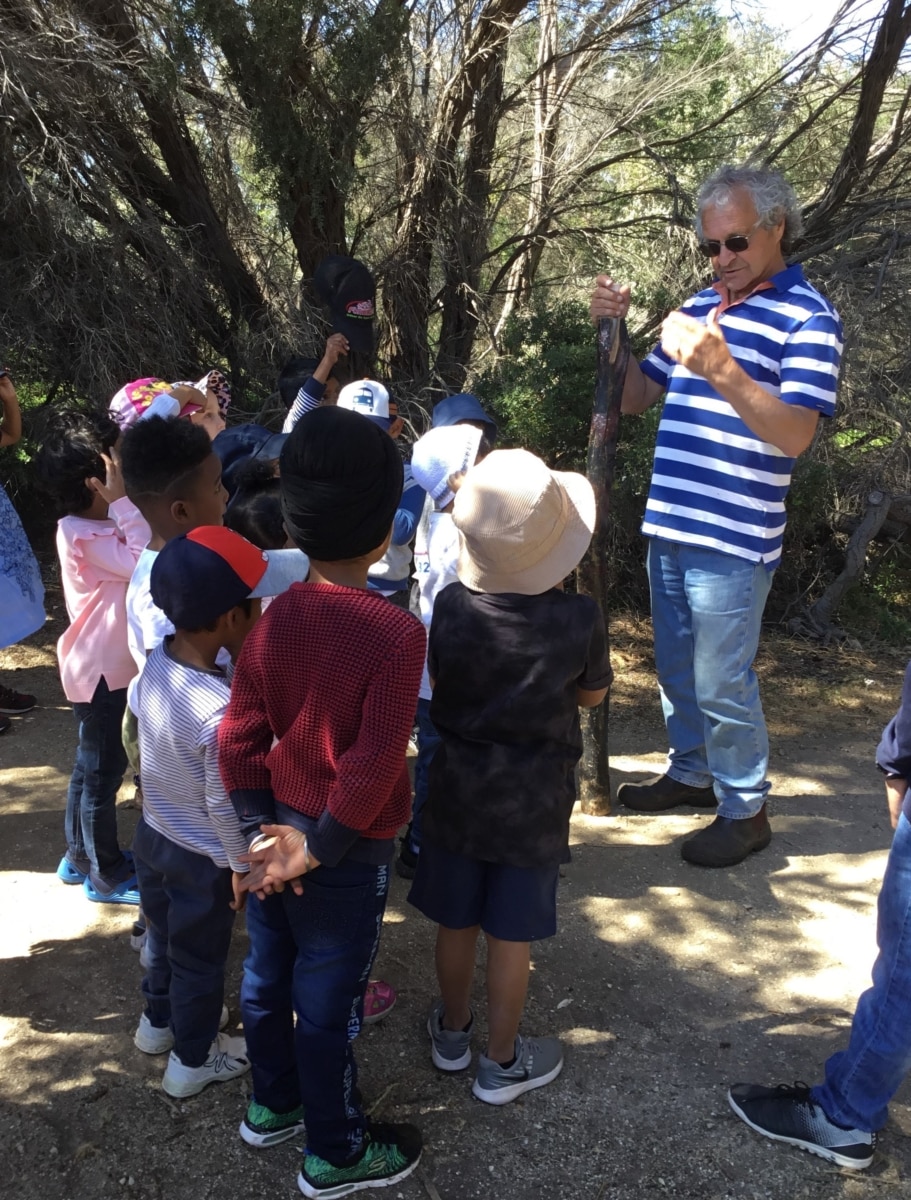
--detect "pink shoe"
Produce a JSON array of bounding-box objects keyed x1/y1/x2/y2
[{"x1": 363, "y1": 979, "x2": 397, "y2": 1024}]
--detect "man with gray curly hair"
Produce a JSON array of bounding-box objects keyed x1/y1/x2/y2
[{"x1": 590, "y1": 164, "x2": 843, "y2": 868}]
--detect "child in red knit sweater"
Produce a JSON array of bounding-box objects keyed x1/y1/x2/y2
[{"x1": 219, "y1": 406, "x2": 425, "y2": 1196}]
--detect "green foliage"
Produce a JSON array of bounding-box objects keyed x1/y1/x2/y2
[
  {"x1": 475, "y1": 299, "x2": 659, "y2": 612},
  {"x1": 477, "y1": 301, "x2": 595, "y2": 469},
  {"x1": 478, "y1": 298, "x2": 658, "y2": 491},
  {"x1": 176, "y1": 0, "x2": 408, "y2": 238},
  {"x1": 4, "y1": 0, "x2": 911, "y2": 633},
  {"x1": 839, "y1": 575, "x2": 911, "y2": 646}
]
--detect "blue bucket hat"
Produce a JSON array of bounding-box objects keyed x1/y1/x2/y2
[{"x1": 431, "y1": 393, "x2": 498, "y2": 442}]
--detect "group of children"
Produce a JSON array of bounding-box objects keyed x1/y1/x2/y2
[
  {"x1": 25, "y1": 341, "x2": 911, "y2": 1188},
  {"x1": 36, "y1": 357, "x2": 609, "y2": 1197}
]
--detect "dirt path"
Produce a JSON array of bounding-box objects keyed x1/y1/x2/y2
[{"x1": 3, "y1": 602, "x2": 911, "y2": 1200}]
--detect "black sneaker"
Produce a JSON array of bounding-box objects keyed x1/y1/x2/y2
[
  {"x1": 0, "y1": 683, "x2": 36, "y2": 714},
  {"x1": 395, "y1": 832, "x2": 418, "y2": 880},
  {"x1": 728, "y1": 1082, "x2": 875, "y2": 1169},
  {"x1": 298, "y1": 1122, "x2": 422, "y2": 1197}
]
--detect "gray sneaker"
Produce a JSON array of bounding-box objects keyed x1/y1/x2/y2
[
  {"x1": 427, "y1": 1001, "x2": 473, "y2": 1071},
  {"x1": 472, "y1": 1035, "x2": 564, "y2": 1105}
]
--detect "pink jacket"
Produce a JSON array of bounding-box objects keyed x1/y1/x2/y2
[{"x1": 56, "y1": 498, "x2": 151, "y2": 702}]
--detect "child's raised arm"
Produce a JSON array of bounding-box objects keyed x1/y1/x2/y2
[{"x1": 282, "y1": 334, "x2": 349, "y2": 433}]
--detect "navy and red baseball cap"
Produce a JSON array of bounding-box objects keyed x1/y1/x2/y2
[
  {"x1": 150, "y1": 527, "x2": 284, "y2": 629},
  {"x1": 313, "y1": 255, "x2": 376, "y2": 355}
]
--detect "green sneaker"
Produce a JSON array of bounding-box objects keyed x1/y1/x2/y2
[
  {"x1": 240, "y1": 1099, "x2": 306, "y2": 1149},
  {"x1": 297, "y1": 1122, "x2": 422, "y2": 1198}
]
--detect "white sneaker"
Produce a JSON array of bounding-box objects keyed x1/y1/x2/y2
[
  {"x1": 161, "y1": 1032, "x2": 249, "y2": 1097},
  {"x1": 134, "y1": 1005, "x2": 230, "y2": 1055},
  {"x1": 134, "y1": 1013, "x2": 172, "y2": 1055}
]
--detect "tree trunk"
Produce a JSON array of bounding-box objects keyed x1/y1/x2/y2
[
  {"x1": 494, "y1": 0, "x2": 559, "y2": 337},
  {"x1": 79, "y1": 0, "x2": 272, "y2": 334},
  {"x1": 383, "y1": 0, "x2": 530, "y2": 389},
  {"x1": 577, "y1": 317, "x2": 630, "y2": 816},
  {"x1": 801, "y1": 0, "x2": 911, "y2": 243},
  {"x1": 434, "y1": 41, "x2": 508, "y2": 391}
]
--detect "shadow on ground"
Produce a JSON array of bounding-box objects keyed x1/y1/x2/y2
[{"x1": 2, "y1": 614, "x2": 911, "y2": 1198}]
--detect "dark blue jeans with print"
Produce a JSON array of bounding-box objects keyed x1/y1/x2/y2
[{"x1": 241, "y1": 858, "x2": 390, "y2": 1164}]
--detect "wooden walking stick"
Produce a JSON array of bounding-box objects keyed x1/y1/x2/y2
[{"x1": 577, "y1": 315, "x2": 630, "y2": 816}]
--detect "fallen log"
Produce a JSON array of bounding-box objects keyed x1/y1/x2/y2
[{"x1": 793, "y1": 489, "x2": 893, "y2": 639}]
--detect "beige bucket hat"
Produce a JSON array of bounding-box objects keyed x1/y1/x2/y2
[{"x1": 453, "y1": 448, "x2": 596, "y2": 595}]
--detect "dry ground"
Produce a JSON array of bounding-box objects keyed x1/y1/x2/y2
[{"x1": 3, "y1": 580, "x2": 911, "y2": 1200}]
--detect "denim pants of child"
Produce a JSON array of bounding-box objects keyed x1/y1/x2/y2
[
  {"x1": 241, "y1": 859, "x2": 389, "y2": 1164},
  {"x1": 410, "y1": 697, "x2": 441, "y2": 852},
  {"x1": 133, "y1": 817, "x2": 235, "y2": 1067},
  {"x1": 813, "y1": 812, "x2": 911, "y2": 1131},
  {"x1": 646, "y1": 537, "x2": 774, "y2": 819},
  {"x1": 64, "y1": 676, "x2": 130, "y2": 883}
]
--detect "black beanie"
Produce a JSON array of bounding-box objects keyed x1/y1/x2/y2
[{"x1": 280, "y1": 406, "x2": 403, "y2": 561}]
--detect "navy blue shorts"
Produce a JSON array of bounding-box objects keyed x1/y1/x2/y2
[{"x1": 407, "y1": 839, "x2": 559, "y2": 942}]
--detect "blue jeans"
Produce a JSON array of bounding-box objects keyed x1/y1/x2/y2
[
  {"x1": 133, "y1": 818, "x2": 235, "y2": 1068},
  {"x1": 813, "y1": 813, "x2": 911, "y2": 1131},
  {"x1": 64, "y1": 677, "x2": 130, "y2": 884},
  {"x1": 241, "y1": 859, "x2": 390, "y2": 1164},
  {"x1": 646, "y1": 538, "x2": 773, "y2": 818},
  {"x1": 410, "y1": 697, "x2": 441, "y2": 852}
]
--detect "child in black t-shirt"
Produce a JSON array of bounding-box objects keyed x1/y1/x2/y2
[{"x1": 407, "y1": 448, "x2": 612, "y2": 1105}]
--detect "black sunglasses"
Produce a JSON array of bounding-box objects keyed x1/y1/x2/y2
[{"x1": 697, "y1": 219, "x2": 762, "y2": 258}]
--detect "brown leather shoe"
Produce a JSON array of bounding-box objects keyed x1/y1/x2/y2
[
  {"x1": 617, "y1": 773, "x2": 716, "y2": 813},
  {"x1": 681, "y1": 804, "x2": 772, "y2": 867}
]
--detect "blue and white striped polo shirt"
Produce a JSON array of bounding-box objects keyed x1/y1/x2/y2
[{"x1": 639, "y1": 263, "x2": 843, "y2": 568}]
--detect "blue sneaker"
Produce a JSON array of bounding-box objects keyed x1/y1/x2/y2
[
  {"x1": 59, "y1": 850, "x2": 133, "y2": 886},
  {"x1": 57, "y1": 856, "x2": 89, "y2": 885},
  {"x1": 83, "y1": 874, "x2": 142, "y2": 905}
]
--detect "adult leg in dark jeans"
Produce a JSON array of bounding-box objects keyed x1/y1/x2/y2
[
  {"x1": 133, "y1": 817, "x2": 235, "y2": 1066},
  {"x1": 64, "y1": 677, "x2": 131, "y2": 886},
  {"x1": 242, "y1": 859, "x2": 390, "y2": 1163}
]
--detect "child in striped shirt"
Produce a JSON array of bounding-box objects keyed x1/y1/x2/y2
[{"x1": 130, "y1": 526, "x2": 288, "y2": 1099}]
